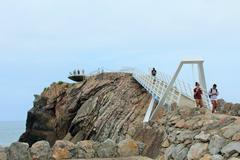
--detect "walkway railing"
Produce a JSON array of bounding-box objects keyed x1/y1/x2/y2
[{"x1": 132, "y1": 69, "x2": 210, "y2": 109}]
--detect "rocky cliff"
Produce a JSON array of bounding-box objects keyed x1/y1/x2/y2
[
  {"x1": 19, "y1": 73, "x2": 151, "y2": 147},
  {"x1": 14, "y1": 72, "x2": 240, "y2": 160}
]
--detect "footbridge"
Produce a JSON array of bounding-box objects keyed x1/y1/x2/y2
[{"x1": 131, "y1": 58, "x2": 211, "y2": 122}]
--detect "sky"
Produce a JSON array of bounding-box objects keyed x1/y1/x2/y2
[{"x1": 0, "y1": 0, "x2": 240, "y2": 121}]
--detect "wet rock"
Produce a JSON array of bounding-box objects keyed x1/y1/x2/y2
[
  {"x1": 30, "y1": 140, "x2": 51, "y2": 160},
  {"x1": 187, "y1": 143, "x2": 208, "y2": 160},
  {"x1": 7, "y1": 142, "x2": 31, "y2": 160}
]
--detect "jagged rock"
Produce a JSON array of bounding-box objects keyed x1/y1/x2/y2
[
  {"x1": 222, "y1": 125, "x2": 240, "y2": 139},
  {"x1": 75, "y1": 140, "x2": 97, "y2": 158},
  {"x1": 96, "y1": 139, "x2": 117, "y2": 158},
  {"x1": 208, "y1": 135, "x2": 225, "y2": 155},
  {"x1": 171, "y1": 144, "x2": 189, "y2": 160},
  {"x1": 175, "y1": 119, "x2": 186, "y2": 128},
  {"x1": 0, "y1": 146, "x2": 7, "y2": 160},
  {"x1": 233, "y1": 133, "x2": 240, "y2": 141},
  {"x1": 117, "y1": 139, "x2": 140, "y2": 157},
  {"x1": 161, "y1": 139, "x2": 170, "y2": 148},
  {"x1": 177, "y1": 130, "x2": 197, "y2": 143},
  {"x1": 30, "y1": 140, "x2": 51, "y2": 160},
  {"x1": 52, "y1": 140, "x2": 76, "y2": 160},
  {"x1": 20, "y1": 73, "x2": 150, "y2": 146},
  {"x1": 229, "y1": 158, "x2": 240, "y2": 160},
  {"x1": 187, "y1": 143, "x2": 208, "y2": 160},
  {"x1": 165, "y1": 144, "x2": 175, "y2": 160},
  {"x1": 7, "y1": 142, "x2": 31, "y2": 160},
  {"x1": 212, "y1": 154, "x2": 224, "y2": 160},
  {"x1": 200, "y1": 154, "x2": 212, "y2": 160},
  {"x1": 133, "y1": 124, "x2": 164, "y2": 158},
  {"x1": 221, "y1": 142, "x2": 240, "y2": 157},
  {"x1": 194, "y1": 131, "x2": 210, "y2": 142}
]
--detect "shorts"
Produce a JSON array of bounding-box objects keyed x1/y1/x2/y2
[
  {"x1": 195, "y1": 99, "x2": 203, "y2": 107},
  {"x1": 211, "y1": 100, "x2": 218, "y2": 107}
]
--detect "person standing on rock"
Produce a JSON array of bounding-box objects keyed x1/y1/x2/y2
[
  {"x1": 209, "y1": 84, "x2": 219, "y2": 113},
  {"x1": 194, "y1": 82, "x2": 203, "y2": 108},
  {"x1": 151, "y1": 67, "x2": 157, "y2": 84}
]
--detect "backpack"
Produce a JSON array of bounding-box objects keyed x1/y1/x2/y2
[{"x1": 209, "y1": 88, "x2": 218, "y2": 98}]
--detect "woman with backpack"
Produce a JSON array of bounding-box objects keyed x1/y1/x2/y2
[{"x1": 209, "y1": 84, "x2": 219, "y2": 113}]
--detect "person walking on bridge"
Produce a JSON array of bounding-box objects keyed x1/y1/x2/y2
[
  {"x1": 151, "y1": 67, "x2": 157, "y2": 84},
  {"x1": 194, "y1": 82, "x2": 203, "y2": 108},
  {"x1": 209, "y1": 84, "x2": 219, "y2": 113}
]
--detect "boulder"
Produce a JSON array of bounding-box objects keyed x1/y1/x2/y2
[
  {"x1": 30, "y1": 141, "x2": 51, "y2": 160},
  {"x1": 212, "y1": 154, "x2": 224, "y2": 160},
  {"x1": 165, "y1": 144, "x2": 175, "y2": 160},
  {"x1": 75, "y1": 140, "x2": 97, "y2": 158},
  {"x1": 221, "y1": 142, "x2": 240, "y2": 157},
  {"x1": 232, "y1": 133, "x2": 240, "y2": 141},
  {"x1": 208, "y1": 135, "x2": 225, "y2": 155},
  {"x1": 229, "y1": 158, "x2": 240, "y2": 160},
  {"x1": 177, "y1": 130, "x2": 196, "y2": 143},
  {"x1": 194, "y1": 131, "x2": 210, "y2": 142},
  {"x1": 118, "y1": 139, "x2": 140, "y2": 157},
  {"x1": 175, "y1": 119, "x2": 186, "y2": 128},
  {"x1": 7, "y1": 142, "x2": 31, "y2": 160},
  {"x1": 0, "y1": 146, "x2": 7, "y2": 160},
  {"x1": 200, "y1": 154, "x2": 212, "y2": 160},
  {"x1": 171, "y1": 144, "x2": 188, "y2": 160},
  {"x1": 161, "y1": 139, "x2": 170, "y2": 148},
  {"x1": 222, "y1": 125, "x2": 240, "y2": 139},
  {"x1": 52, "y1": 140, "x2": 76, "y2": 160},
  {"x1": 96, "y1": 139, "x2": 117, "y2": 158},
  {"x1": 187, "y1": 143, "x2": 208, "y2": 160}
]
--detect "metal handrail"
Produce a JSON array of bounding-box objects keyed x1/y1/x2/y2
[{"x1": 132, "y1": 69, "x2": 210, "y2": 108}]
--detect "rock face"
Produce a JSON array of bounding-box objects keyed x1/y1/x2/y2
[
  {"x1": 16, "y1": 72, "x2": 240, "y2": 160},
  {"x1": 0, "y1": 146, "x2": 7, "y2": 160},
  {"x1": 19, "y1": 73, "x2": 150, "y2": 147}
]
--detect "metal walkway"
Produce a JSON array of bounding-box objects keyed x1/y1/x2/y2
[{"x1": 132, "y1": 62, "x2": 211, "y2": 122}]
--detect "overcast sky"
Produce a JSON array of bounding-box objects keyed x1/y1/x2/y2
[{"x1": 0, "y1": 0, "x2": 240, "y2": 121}]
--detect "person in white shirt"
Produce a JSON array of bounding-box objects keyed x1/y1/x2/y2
[{"x1": 209, "y1": 84, "x2": 219, "y2": 113}]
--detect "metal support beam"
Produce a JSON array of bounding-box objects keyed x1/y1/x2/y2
[
  {"x1": 150, "y1": 62, "x2": 183, "y2": 120},
  {"x1": 143, "y1": 97, "x2": 155, "y2": 122},
  {"x1": 150, "y1": 58, "x2": 209, "y2": 121}
]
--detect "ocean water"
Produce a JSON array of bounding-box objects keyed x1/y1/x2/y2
[{"x1": 0, "y1": 121, "x2": 25, "y2": 147}]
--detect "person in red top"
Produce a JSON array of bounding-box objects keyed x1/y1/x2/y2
[{"x1": 194, "y1": 82, "x2": 203, "y2": 108}]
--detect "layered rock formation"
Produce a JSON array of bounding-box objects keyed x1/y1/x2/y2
[
  {"x1": 15, "y1": 72, "x2": 240, "y2": 160},
  {"x1": 19, "y1": 73, "x2": 150, "y2": 146}
]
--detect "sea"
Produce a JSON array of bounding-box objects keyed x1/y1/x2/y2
[{"x1": 0, "y1": 121, "x2": 25, "y2": 147}]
